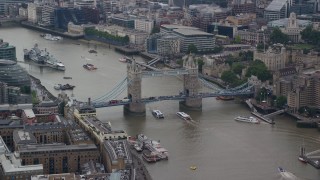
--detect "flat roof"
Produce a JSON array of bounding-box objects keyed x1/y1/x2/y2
[
  {"x1": 19, "y1": 143, "x2": 97, "y2": 153},
  {"x1": 173, "y1": 29, "x2": 213, "y2": 36},
  {"x1": 161, "y1": 24, "x2": 200, "y2": 30}
]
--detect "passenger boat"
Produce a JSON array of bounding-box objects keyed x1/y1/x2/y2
[
  {"x1": 152, "y1": 110, "x2": 164, "y2": 119},
  {"x1": 216, "y1": 96, "x2": 234, "y2": 101},
  {"x1": 176, "y1": 112, "x2": 197, "y2": 125},
  {"x1": 176, "y1": 112, "x2": 192, "y2": 121},
  {"x1": 234, "y1": 116, "x2": 260, "y2": 124},
  {"x1": 83, "y1": 63, "x2": 97, "y2": 70},
  {"x1": 190, "y1": 166, "x2": 197, "y2": 170},
  {"x1": 142, "y1": 150, "x2": 160, "y2": 163},
  {"x1": 119, "y1": 56, "x2": 130, "y2": 63}
]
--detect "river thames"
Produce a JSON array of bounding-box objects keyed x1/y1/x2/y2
[{"x1": 1, "y1": 25, "x2": 320, "y2": 180}]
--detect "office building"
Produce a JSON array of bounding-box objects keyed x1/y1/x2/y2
[
  {"x1": 27, "y1": 3, "x2": 43, "y2": 24},
  {"x1": 0, "y1": 60, "x2": 30, "y2": 89},
  {"x1": 264, "y1": 0, "x2": 292, "y2": 21},
  {"x1": 157, "y1": 35, "x2": 180, "y2": 56},
  {"x1": 134, "y1": 19, "x2": 154, "y2": 34},
  {"x1": 111, "y1": 14, "x2": 134, "y2": 29},
  {"x1": 40, "y1": 4, "x2": 56, "y2": 27},
  {"x1": 160, "y1": 25, "x2": 215, "y2": 53},
  {"x1": 0, "y1": 0, "x2": 27, "y2": 15},
  {"x1": 0, "y1": 39, "x2": 16, "y2": 61}
]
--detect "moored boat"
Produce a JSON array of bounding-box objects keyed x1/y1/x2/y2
[
  {"x1": 234, "y1": 116, "x2": 259, "y2": 124},
  {"x1": 216, "y1": 96, "x2": 234, "y2": 101},
  {"x1": 83, "y1": 63, "x2": 97, "y2": 70},
  {"x1": 24, "y1": 44, "x2": 65, "y2": 71}
]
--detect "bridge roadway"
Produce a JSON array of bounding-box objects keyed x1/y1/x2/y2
[{"x1": 91, "y1": 89, "x2": 254, "y2": 108}]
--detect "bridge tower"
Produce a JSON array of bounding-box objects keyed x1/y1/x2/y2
[
  {"x1": 124, "y1": 60, "x2": 146, "y2": 116},
  {"x1": 180, "y1": 54, "x2": 202, "y2": 110}
]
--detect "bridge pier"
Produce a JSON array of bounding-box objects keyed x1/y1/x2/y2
[
  {"x1": 180, "y1": 54, "x2": 202, "y2": 110},
  {"x1": 124, "y1": 60, "x2": 146, "y2": 116}
]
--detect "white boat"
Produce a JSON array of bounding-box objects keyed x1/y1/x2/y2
[
  {"x1": 277, "y1": 167, "x2": 299, "y2": 179},
  {"x1": 43, "y1": 34, "x2": 62, "y2": 41},
  {"x1": 134, "y1": 143, "x2": 143, "y2": 152},
  {"x1": 176, "y1": 112, "x2": 197, "y2": 125},
  {"x1": 54, "y1": 84, "x2": 61, "y2": 90},
  {"x1": 176, "y1": 112, "x2": 192, "y2": 121},
  {"x1": 152, "y1": 110, "x2": 164, "y2": 119},
  {"x1": 234, "y1": 116, "x2": 259, "y2": 124}
]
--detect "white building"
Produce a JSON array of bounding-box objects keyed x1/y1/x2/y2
[
  {"x1": 157, "y1": 35, "x2": 180, "y2": 56},
  {"x1": 134, "y1": 19, "x2": 154, "y2": 34},
  {"x1": 40, "y1": 4, "x2": 55, "y2": 27},
  {"x1": 27, "y1": 3, "x2": 42, "y2": 24}
]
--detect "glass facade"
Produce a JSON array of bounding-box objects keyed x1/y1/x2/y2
[
  {"x1": 0, "y1": 59, "x2": 30, "y2": 88},
  {"x1": 0, "y1": 39, "x2": 16, "y2": 61}
]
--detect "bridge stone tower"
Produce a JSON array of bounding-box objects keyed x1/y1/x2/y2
[
  {"x1": 124, "y1": 60, "x2": 146, "y2": 116},
  {"x1": 180, "y1": 54, "x2": 202, "y2": 110}
]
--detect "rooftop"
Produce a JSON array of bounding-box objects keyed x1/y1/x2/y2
[
  {"x1": 173, "y1": 28, "x2": 213, "y2": 36},
  {"x1": 19, "y1": 143, "x2": 97, "y2": 153},
  {"x1": 104, "y1": 140, "x2": 132, "y2": 164},
  {"x1": 13, "y1": 130, "x2": 37, "y2": 145},
  {"x1": 265, "y1": 0, "x2": 289, "y2": 11}
]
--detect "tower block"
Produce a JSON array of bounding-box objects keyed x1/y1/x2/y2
[
  {"x1": 124, "y1": 60, "x2": 146, "y2": 116},
  {"x1": 180, "y1": 54, "x2": 202, "y2": 110}
]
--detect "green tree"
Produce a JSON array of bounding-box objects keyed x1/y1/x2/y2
[
  {"x1": 212, "y1": 45, "x2": 223, "y2": 54},
  {"x1": 232, "y1": 63, "x2": 244, "y2": 75},
  {"x1": 276, "y1": 96, "x2": 287, "y2": 108},
  {"x1": 246, "y1": 60, "x2": 272, "y2": 81},
  {"x1": 187, "y1": 44, "x2": 198, "y2": 54},
  {"x1": 221, "y1": 70, "x2": 238, "y2": 85},
  {"x1": 197, "y1": 58, "x2": 205, "y2": 73},
  {"x1": 234, "y1": 35, "x2": 241, "y2": 44},
  {"x1": 270, "y1": 28, "x2": 289, "y2": 44}
]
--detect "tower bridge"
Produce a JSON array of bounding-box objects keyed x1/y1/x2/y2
[{"x1": 76, "y1": 54, "x2": 255, "y2": 115}]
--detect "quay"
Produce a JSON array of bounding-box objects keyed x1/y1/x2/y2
[
  {"x1": 20, "y1": 21, "x2": 83, "y2": 39},
  {"x1": 114, "y1": 46, "x2": 140, "y2": 55},
  {"x1": 251, "y1": 111, "x2": 275, "y2": 124}
]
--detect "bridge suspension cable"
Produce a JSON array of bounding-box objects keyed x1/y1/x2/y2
[
  {"x1": 198, "y1": 78, "x2": 223, "y2": 91},
  {"x1": 92, "y1": 77, "x2": 127, "y2": 103}
]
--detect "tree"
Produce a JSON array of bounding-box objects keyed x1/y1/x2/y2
[
  {"x1": 221, "y1": 70, "x2": 238, "y2": 85},
  {"x1": 245, "y1": 60, "x2": 272, "y2": 81},
  {"x1": 212, "y1": 45, "x2": 223, "y2": 54},
  {"x1": 270, "y1": 28, "x2": 289, "y2": 44},
  {"x1": 197, "y1": 58, "x2": 205, "y2": 73},
  {"x1": 276, "y1": 96, "x2": 287, "y2": 108},
  {"x1": 187, "y1": 44, "x2": 198, "y2": 54},
  {"x1": 232, "y1": 63, "x2": 244, "y2": 75},
  {"x1": 234, "y1": 35, "x2": 241, "y2": 44}
]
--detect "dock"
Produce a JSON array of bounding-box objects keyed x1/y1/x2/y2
[
  {"x1": 251, "y1": 111, "x2": 275, "y2": 124},
  {"x1": 302, "y1": 149, "x2": 320, "y2": 169},
  {"x1": 114, "y1": 46, "x2": 140, "y2": 55}
]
